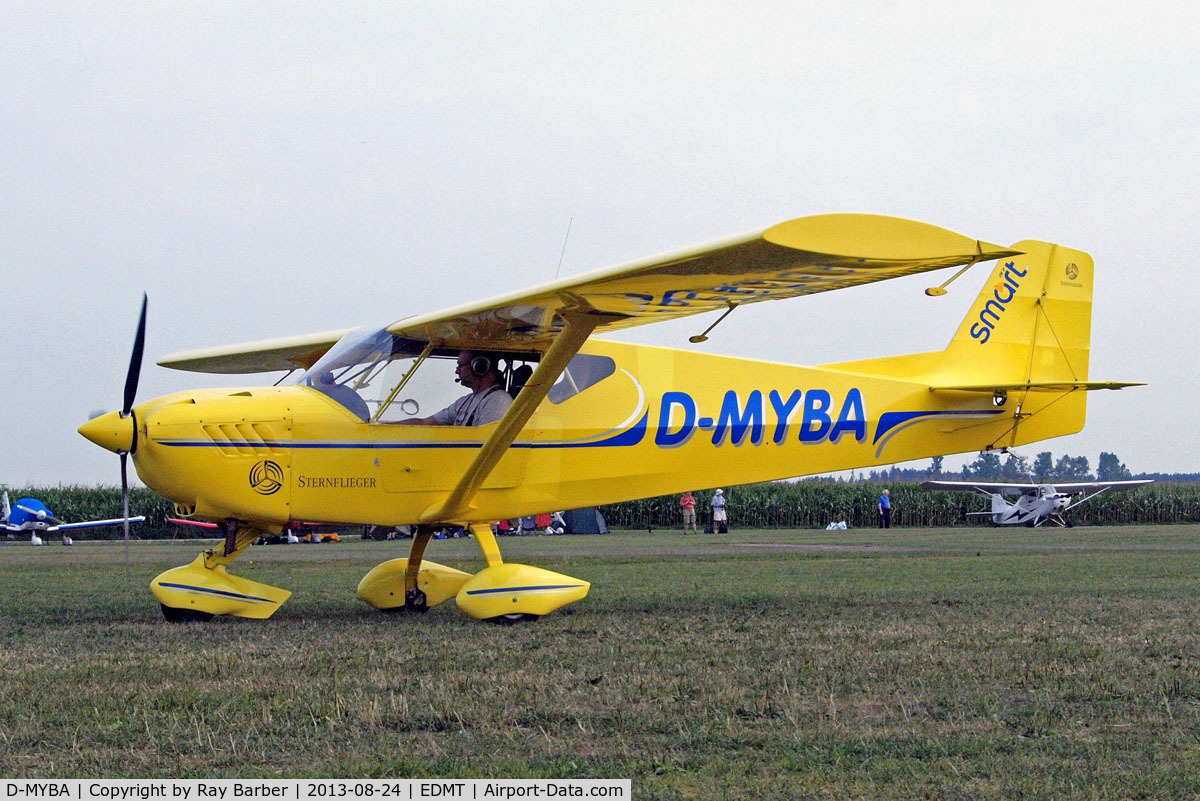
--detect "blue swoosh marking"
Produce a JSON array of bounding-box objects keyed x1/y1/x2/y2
[
  {"x1": 517, "y1": 412, "x2": 648, "y2": 449},
  {"x1": 465, "y1": 584, "x2": 586, "y2": 596},
  {"x1": 873, "y1": 409, "x2": 1004, "y2": 444},
  {"x1": 157, "y1": 581, "x2": 274, "y2": 604}
]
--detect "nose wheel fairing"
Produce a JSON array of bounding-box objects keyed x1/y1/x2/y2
[
  {"x1": 152, "y1": 522, "x2": 291, "y2": 621},
  {"x1": 151, "y1": 553, "x2": 292, "y2": 620}
]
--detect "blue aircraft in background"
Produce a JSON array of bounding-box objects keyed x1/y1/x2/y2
[{"x1": 2, "y1": 489, "x2": 144, "y2": 545}]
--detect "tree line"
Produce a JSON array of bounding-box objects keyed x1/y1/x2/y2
[
  {"x1": 852, "y1": 451, "x2": 1199, "y2": 484},
  {"x1": 602, "y1": 480, "x2": 1200, "y2": 530}
]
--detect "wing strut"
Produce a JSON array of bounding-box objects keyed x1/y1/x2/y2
[{"x1": 419, "y1": 310, "x2": 610, "y2": 523}]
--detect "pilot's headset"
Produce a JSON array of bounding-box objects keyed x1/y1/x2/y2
[{"x1": 469, "y1": 355, "x2": 493, "y2": 378}]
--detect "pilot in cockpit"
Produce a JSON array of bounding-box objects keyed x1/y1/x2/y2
[{"x1": 396, "y1": 350, "x2": 513, "y2": 426}]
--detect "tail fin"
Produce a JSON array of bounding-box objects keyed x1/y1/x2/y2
[
  {"x1": 929, "y1": 241, "x2": 1097, "y2": 446},
  {"x1": 818, "y1": 238, "x2": 1135, "y2": 456},
  {"x1": 939, "y1": 241, "x2": 1094, "y2": 385}
]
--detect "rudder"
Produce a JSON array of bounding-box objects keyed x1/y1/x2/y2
[{"x1": 941, "y1": 241, "x2": 1094, "y2": 386}]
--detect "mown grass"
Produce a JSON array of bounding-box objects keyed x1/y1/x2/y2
[{"x1": 2, "y1": 527, "x2": 1199, "y2": 799}]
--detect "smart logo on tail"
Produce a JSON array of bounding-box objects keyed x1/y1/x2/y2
[{"x1": 969, "y1": 261, "x2": 1028, "y2": 344}]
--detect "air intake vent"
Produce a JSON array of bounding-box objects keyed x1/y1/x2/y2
[{"x1": 201, "y1": 422, "x2": 286, "y2": 456}]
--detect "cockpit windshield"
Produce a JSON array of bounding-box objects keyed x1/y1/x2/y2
[
  {"x1": 295, "y1": 326, "x2": 618, "y2": 423},
  {"x1": 296, "y1": 327, "x2": 399, "y2": 422}
]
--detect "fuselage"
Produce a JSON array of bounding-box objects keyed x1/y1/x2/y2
[
  {"x1": 96, "y1": 338, "x2": 1085, "y2": 530},
  {"x1": 990, "y1": 490, "x2": 1071, "y2": 525}
]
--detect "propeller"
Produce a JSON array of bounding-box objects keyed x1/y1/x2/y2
[
  {"x1": 119, "y1": 294, "x2": 147, "y2": 579},
  {"x1": 13, "y1": 503, "x2": 62, "y2": 527},
  {"x1": 124, "y1": 294, "x2": 147, "y2": 417}
]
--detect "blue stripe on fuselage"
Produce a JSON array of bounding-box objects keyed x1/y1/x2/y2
[{"x1": 156, "y1": 412, "x2": 649, "y2": 451}]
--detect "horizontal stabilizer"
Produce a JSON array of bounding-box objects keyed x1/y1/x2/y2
[{"x1": 930, "y1": 380, "x2": 1145, "y2": 393}]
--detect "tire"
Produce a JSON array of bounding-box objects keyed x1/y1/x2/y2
[
  {"x1": 161, "y1": 604, "x2": 215, "y2": 623},
  {"x1": 486, "y1": 613, "x2": 539, "y2": 625}
]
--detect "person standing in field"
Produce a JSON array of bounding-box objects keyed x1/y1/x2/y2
[
  {"x1": 679, "y1": 491, "x2": 698, "y2": 534},
  {"x1": 711, "y1": 489, "x2": 728, "y2": 533},
  {"x1": 877, "y1": 488, "x2": 892, "y2": 528}
]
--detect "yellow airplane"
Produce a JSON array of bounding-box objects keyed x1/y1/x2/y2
[{"x1": 77, "y1": 214, "x2": 1140, "y2": 623}]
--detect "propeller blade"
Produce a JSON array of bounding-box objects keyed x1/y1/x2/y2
[
  {"x1": 122, "y1": 294, "x2": 148, "y2": 417},
  {"x1": 121, "y1": 451, "x2": 132, "y2": 581}
]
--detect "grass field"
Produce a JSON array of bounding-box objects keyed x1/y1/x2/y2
[{"x1": 2, "y1": 526, "x2": 1199, "y2": 799}]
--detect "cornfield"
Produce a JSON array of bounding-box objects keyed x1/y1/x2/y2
[
  {"x1": 601, "y1": 481, "x2": 1200, "y2": 529},
  {"x1": 4, "y1": 486, "x2": 176, "y2": 539},
  {"x1": 5, "y1": 481, "x2": 1198, "y2": 538}
]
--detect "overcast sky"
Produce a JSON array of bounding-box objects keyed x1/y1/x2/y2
[{"x1": 2, "y1": 1, "x2": 1196, "y2": 487}]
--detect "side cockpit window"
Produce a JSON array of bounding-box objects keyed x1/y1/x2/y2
[
  {"x1": 548, "y1": 354, "x2": 616, "y2": 404},
  {"x1": 298, "y1": 327, "x2": 616, "y2": 419}
]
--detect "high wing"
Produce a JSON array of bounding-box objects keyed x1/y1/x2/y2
[
  {"x1": 1045, "y1": 480, "x2": 1154, "y2": 495},
  {"x1": 157, "y1": 329, "x2": 353, "y2": 375},
  {"x1": 49, "y1": 516, "x2": 146, "y2": 532},
  {"x1": 921, "y1": 480, "x2": 1043, "y2": 496},
  {"x1": 1059, "y1": 480, "x2": 1155, "y2": 514},
  {"x1": 921, "y1": 479, "x2": 1153, "y2": 496},
  {"x1": 159, "y1": 214, "x2": 1018, "y2": 374}
]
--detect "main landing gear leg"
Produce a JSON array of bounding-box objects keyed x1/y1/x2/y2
[
  {"x1": 358, "y1": 525, "x2": 473, "y2": 612},
  {"x1": 469, "y1": 522, "x2": 503, "y2": 568},
  {"x1": 402, "y1": 526, "x2": 435, "y2": 612},
  {"x1": 402, "y1": 522, "x2": 502, "y2": 610}
]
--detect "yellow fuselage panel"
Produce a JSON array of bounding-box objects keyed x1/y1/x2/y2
[{"x1": 131, "y1": 339, "x2": 1083, "y2": 527}]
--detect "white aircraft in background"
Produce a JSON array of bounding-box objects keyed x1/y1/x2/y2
[{"x1": 920, "y1": 479, "x2": 1153, "y2": 528}]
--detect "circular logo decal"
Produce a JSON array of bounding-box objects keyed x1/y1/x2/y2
[
  {"x1": 249, "y1": 460, "x2": 284, "y2": 495},
  {"x1": 1065, "y1": 263, "x2": 1079, "y2": 280}
]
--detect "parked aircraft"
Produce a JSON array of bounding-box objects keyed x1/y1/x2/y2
[
  {"x1": 920, "y1": 479, "x2": 1153, "y2": 527},
  {"x1": 2, "y1": 489, "x2": 145, "y2": 545},
  {"x1": 76, "y1": 213, "x2": 1141, "y2": 622}
]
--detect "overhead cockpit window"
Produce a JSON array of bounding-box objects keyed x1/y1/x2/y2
[{"x1": 548, "y1": 354, "x2": 616, "y2": 404}]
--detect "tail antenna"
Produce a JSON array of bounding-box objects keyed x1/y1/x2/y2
[{"x1": 553, "y1": 217, "x2": 574, "y2": 281}]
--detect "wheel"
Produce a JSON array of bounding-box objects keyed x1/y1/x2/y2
[
  {"x1": 161, "y1": 604, "x2": 215, "y2": 623},
  {"x1": 486, "y1": 613, "x2": 540, "y2": 626}
]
